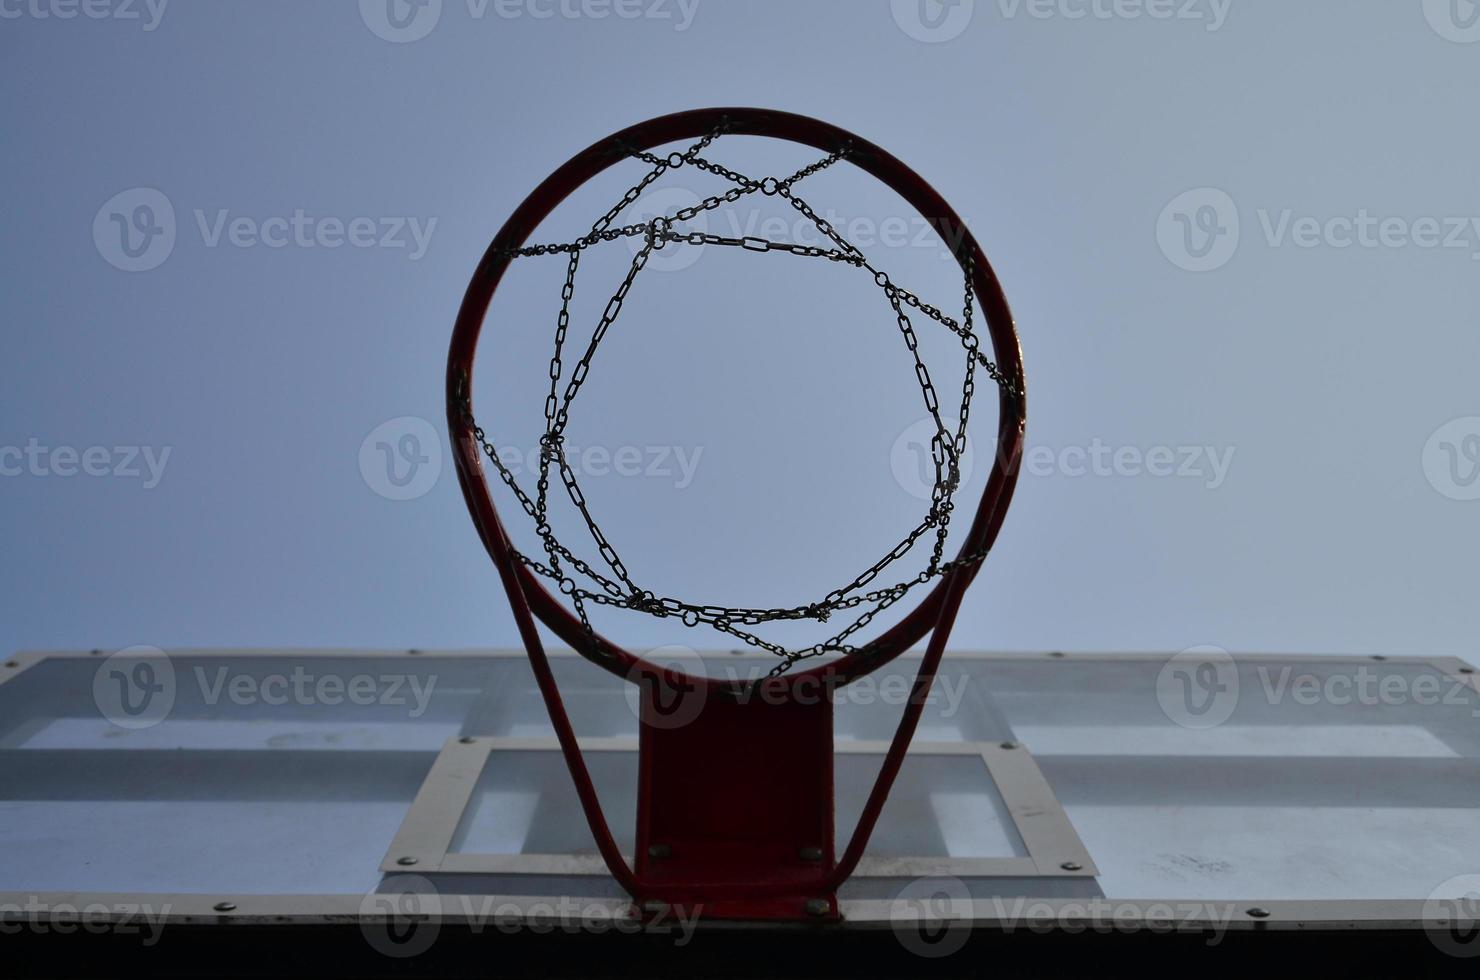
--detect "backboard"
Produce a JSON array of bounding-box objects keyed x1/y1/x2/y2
[{"x1": 3, "y1": 647, "x2": 1480, "y2": 974}]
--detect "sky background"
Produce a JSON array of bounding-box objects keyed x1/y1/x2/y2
[{"x1": 2, "y1": 0, "x2": 1478, "y2": 662}]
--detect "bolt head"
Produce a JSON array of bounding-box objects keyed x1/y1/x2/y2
[
  {"x1": 1060, "y1": 861, "x2": 1083, "y2": 872},
  {"x1": 804, "y1": 898, "x2": 832, "y2": 917},
  {"x1": 396, "y1": 856, "x2": 418, "y2": 866},
  {"x1": 213, "y1": 902, "x2": 237, "y2": 912},
  {"x1": 1246, "y1": 907, "x2": 1271, "y2": 919},
  {"x1": 999, "y1": 741, "x2": 1017, "y2": 750}
]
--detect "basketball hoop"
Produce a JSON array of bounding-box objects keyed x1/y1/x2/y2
[{"x1": 446, "y1": 108, "x2": 1027, "y2": 921}]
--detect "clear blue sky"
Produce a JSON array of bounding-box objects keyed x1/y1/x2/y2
[{"x1": 2, "y1": 0, "x2": 1477, "y2": 661}]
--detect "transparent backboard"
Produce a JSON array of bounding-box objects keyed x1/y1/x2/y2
[{"x1": 1, "y1": 648, "x2": 1478, "y2": 926}]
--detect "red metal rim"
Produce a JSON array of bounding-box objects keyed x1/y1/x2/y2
[{"x1": 446, "y1": 107, "x2": 1026, "y2": 693}]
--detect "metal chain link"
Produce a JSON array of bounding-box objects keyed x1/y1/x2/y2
[{"x1": 461, "y1": 126, "x2": 1015, "y2": 673}]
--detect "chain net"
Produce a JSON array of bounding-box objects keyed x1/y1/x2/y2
[{"x1": 458, "y1": 122, "x2": 1019, "y2": 676}]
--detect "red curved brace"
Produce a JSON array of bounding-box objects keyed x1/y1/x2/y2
[{"x1": 446, "y1": 108, "x2": 1026, "y2": 910}]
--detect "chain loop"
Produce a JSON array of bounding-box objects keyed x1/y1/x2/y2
[{"x1": 463, "y1": 127, "x2": 1012, "y2": 673}]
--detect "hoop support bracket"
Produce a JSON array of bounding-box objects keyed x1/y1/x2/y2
[{"x1": 633, "y1": 680, "x2": 837, "y2": 920}]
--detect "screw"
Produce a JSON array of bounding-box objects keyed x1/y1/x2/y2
[
  {"x1": 458, "y1": 736, "x2": 475, "y2": 744},
  {"x1": 1060, "y1": 861, "x2": 1083, "y2": 872},
  {"x1": 799, "y1": 846, "x2": 824, "y2": 862},
  {"x1": 647, "y1": 843, "x2": 672, "y2": 860},
  {"x1": 1370, "y1": 655, "x2": 1386, "y2": 661},
  {"x1": 1246, "y1": 907, "x2": 1270, "y2": 919},
  {"x1": 999, "y1": 741, "x2": 1017, "y2": 750},
  {"x1": 408, "y1": 648, "x2": 422, "y2": 656},
  {"x1": 1048, "y1": 651, "x2": 1065, "y2": 658},
  {"x1": 90, "y1": 649, "x2": 102, "y2": 656},
  {"x1": 213, "y1": 902, "x2": 237, "y2": 912},
  {"x1": 804, "y1": 898, "x2": 831, "y2": 917},
  {"x1": 396, "y1": 856, "x2": 418, "y2": 866},
  {"x1": 3, "y1": 662, "x2": 16, "y2": 669},
  {"x1": 1460, "y1": 667, "x2": 1475, "y2": 675}
]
